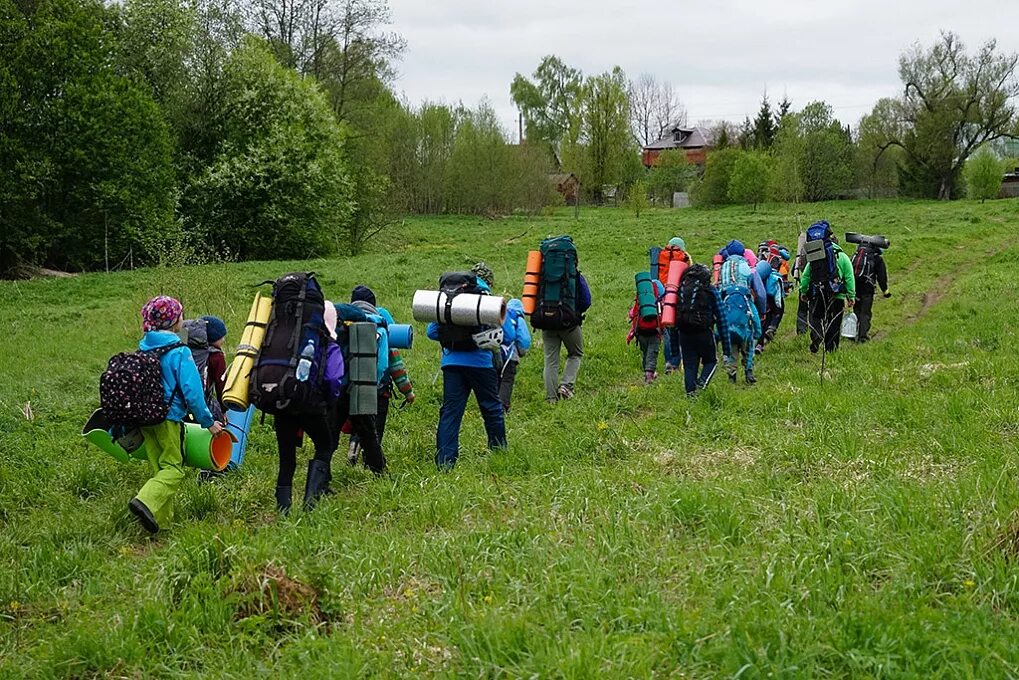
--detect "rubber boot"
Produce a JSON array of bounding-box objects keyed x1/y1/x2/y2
[
  {"x1": 275, "y1": 485, "x2": 292, "y2": 515},
  {"x1": 128, "y1": 498, "x2": 159, "y2": 534},
  {"x1": 303, "y1": 460, "x2": 332, "y2": 511},
  {"x1": 745, "y1": 369, "x2": 757, "y2": 385}
]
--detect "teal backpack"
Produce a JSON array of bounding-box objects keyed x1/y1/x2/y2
[{"x1": 531, "y1": 236, "x2": 579, "y2": 330}]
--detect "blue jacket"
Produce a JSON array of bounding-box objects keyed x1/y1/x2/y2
[
  {"x1": 502, "y1": 298, "x2": 532, "y2": 362},
  {"x1": 427, "y1": 280, "x2": 516, "y2": 369},
  {"x1": 577, "y1": 274, "x2": 592, "y2": 313},
  {"x1": 139, "y1": 331, "x2": 215, "y2": 427}
]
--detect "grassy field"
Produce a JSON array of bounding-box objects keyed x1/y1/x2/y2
[{"x1": 2, "y1": 200, "x2": 1019, "y2": 678}]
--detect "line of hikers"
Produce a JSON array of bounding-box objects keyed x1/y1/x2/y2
[{"x1": 104, "y1": 224, "x2": 887, "y2": 533}]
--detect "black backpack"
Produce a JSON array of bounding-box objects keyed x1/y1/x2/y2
[
  {"x1": 853, "y1": 246, "x2": 876, "y2": 286},
  {"x1": 250, "y1": 272, "x2": 330, "y2": 415},
  {"x1": 676, "y1": 265, "x2": 716, "y2": 332},
  {"x1": 100, "y1": 344, "x2": 181, "y2": 427},
  {"x1": 436, "y1": 272, "x2": 485, "y2": 351}
]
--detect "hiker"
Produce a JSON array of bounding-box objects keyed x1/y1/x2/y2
[
  {"x1": 718, "y1": 240, "x2": 767, "y2": 318},
  {"x1": 674, "y1": 264, "x2": 735, "y2": 394},
  {"x1": 183, "y1": 315, "x2": 230, "y2": 482},
  {"x1": 658, "y1": 237, "x2": 690, "y2": 373},
  {"x1": 125, "y1": 296, "x2": 223, "y2": 533},
  {"x1": 530, "y1": 236, "x2": 591, "y2": 401},
  {"x1": 627, "y1": 276, "x2": 666, "y2": 384},
  {"x1": 754, "y1": 260, "x2": 785, "y2": 351},
  {"x1": 799, "y1": 221, "x2": 856, "y2": 353},
  {"x1": 719, "y1": 283, "x2": 762, "y2": 384},
  {"x1": 793, "y1": 230, "x2": 809, "y2": 335},
  {"x1": 345, "y1": 285, "x2": 415, "y2": 465},
  {"x1": 249, "y1": 273, "x2": 343, "y2": 512},
  {"x1": 427, "y1": 262, "x2": 513, "y2": 469},
  {"x1": 498, "y1": 297, "x2": 532, "y2": 412},
  {"x1": 852, "y1": 243, "x2": 891, "y2": 343}
]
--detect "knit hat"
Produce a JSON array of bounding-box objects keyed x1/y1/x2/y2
[
  {"x1": 725, "y1": 240, "x2": 745, "y2": 258},
  {"x1": 323, "y1": 301, "x2": 338, "y2": 340},
  {"x1": 201, "y1": 316, "x2": 226, "y2": 343},
  {"x1": 668, "y1": 237, "x2": 686, "y2": 250},
  {"x1": 471, "y1": 261, "x2": 494, "y2": 286},
  {"x1": 351, "y1": 285, "x2": 376, "y2": 306},
  {"x1": 141, "y1": 296, "x2": 183, "y2": 332}
]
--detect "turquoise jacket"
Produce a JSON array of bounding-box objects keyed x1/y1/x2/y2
[{"x1": 139, "y1": 331, "x2": 215, "y2": 427}]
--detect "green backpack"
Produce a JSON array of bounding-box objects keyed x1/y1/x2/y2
[{"x1": 531, "y1": 235, "x2": 579, "y2": 330}]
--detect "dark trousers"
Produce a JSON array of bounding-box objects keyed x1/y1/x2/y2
[
  {"x1": 273, "y1": 411, "x2": 335, "y2": 488},
  {"x1": 796, "y1": 294, "x2": 809, "y2": 335},
  {"x1": 808, "y1": 294, "x2": 844, "y2": 352},
  {"x1": 437, "y1": 366, "x2": 506, "y2": 469},
  {"x1": 679, "y1": 329, "x2": 718, "y2": 394},
  {"x1": 662, "y1": 327, "x2": 682, "y2": 368},
  {"x1": 334, "y1": 393, "x2": 386, "y2": 473},
  {"x1": 498, "y1": 360, "x2": 519, "y2": 412},
  {"x1": 762, "y1": 300, "x2": 784, "y2": 343},
  {"x1": 856, "y1": 290, "x2": 875, "y2": 341},
  {"x1": 375, "y1": 392, "x2": 391, "y2": 444}
]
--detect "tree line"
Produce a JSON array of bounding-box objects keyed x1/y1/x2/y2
[{"x1": 2, "y1": 5, "x2": 1017, "y2": 276}]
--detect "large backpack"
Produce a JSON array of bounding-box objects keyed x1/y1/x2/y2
[
  {"x1": 852, "y1": 246, "x2": 877, "y2": 286},
  {"x1": 720, "y1": 255, "x2": 752, "y2": 288},
  {"x1": 250, "y1": 272, "x2": 330, "y2": 415},
  {"x1": 805, "y1": 222, "x2": 842, "y2": 294},
  {"x1": 720, "y1": 284, "x2": 754, "y2": 336},
  {"x1": 676, "y1": 264, "x2": 716, "y2": 332},
  {"x1": 531, "y1": 236, "x2": 579, "y2": 330},
  {"x1": 182, "y1": 319, "x2": 215, "y2": 401},
  {"x1": 435, "y1": 272, "x2": 486, "y2": 351},
  {"x1": 656, "y1": 246, "x2": 689, "y2": 283},
  {"x1": 100, "y1": 344, "x2": 181, "y2": 427}
]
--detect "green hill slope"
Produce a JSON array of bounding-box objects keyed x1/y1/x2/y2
[{"x1": 2, "y1": 201, "x2": 1019, "y2": 677}]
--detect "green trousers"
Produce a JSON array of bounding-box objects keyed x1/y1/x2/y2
[{"x1": 136, "y1": 420, "x2": 186, "y2": 527}]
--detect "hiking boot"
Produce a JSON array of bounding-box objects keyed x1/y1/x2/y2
[
  {"x1": 557, "y1": 384, "x2": 574, "y2": 400},
  {"x1": 128, "y1": 498, "x2": 159, "y2": 534},
  {"x1": 275, "y1": 485, "x2": 292, "y2": 515},
  {"x1": 303, "y1": 460, "x2": 332, "y2": 511},
  {"x1": 643, "y1": 371, "x2": 656, "y2": 384},
  {"x1": 664, "y1": 363, "x2": 677, "y2": 375},
  {"x1": 745, "y1": 370, "x2": 757, "y2": 385},
  {"x1": 809, "y1": 342, "x2": 819, "y2": 354},
  {"x1": 197, "y1": 469, "x2": 227, "y2": 485}
]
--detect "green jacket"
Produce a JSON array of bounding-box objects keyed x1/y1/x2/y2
[{"x1": 799, "y1": 243, "x2": 857, "y2": 301}]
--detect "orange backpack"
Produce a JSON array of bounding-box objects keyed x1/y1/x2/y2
[{"x1": 657, "y1": 246, "x2": 690, "y2": 281}]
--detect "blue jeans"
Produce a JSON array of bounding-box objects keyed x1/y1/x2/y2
[
  {"x1": 663, "y1": 327, "x2": 682, "y2": 368},
  {"x1": 679, "y1": 329, "x2": 718, "y2": 394},
  {"x1": 436, "y1": 366, "x2": 507, "y2": 469}
]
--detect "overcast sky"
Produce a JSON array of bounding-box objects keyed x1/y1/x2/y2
[{"x1": 385, "y1": 0, "x2": 1019, "y2": 138}]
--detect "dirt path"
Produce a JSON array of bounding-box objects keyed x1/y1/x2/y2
[{"x1": 902, "y1": 240, "x2": 1011, "y2": 326}]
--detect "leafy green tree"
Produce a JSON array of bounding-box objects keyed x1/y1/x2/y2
[
  {"x1": 624, "y1": 179, "x2": 649, "y2": 217},
  {"x1": 510, "y1": 55, "x2": 584, "y2": 164},
  {"x1": 856, "y1": 98, "x2": 903, "y2": 198},
  {"x1": 691, "y1": 148, "x2": 740, "y2": 206},
  {"x1": 769, "y1": 114, "x2": 805, "y2": 203},
  {"x1": 888, "y1": 32, "x2": 1019, "y2": 199},
  {"x1": 799, "y1": 101, "x2": 854, "y2": 201},
  {"x1": 728, "y1": 151, "x2": 769, "y2": 210},
  {"x1": 964, "y1": 147, "x2": 1004, "y2": 201},
  {"x1": 182, "y1": 39, "x2": 354, "y2": 260},
  {"x1": 580, "y1": 67, "x2": 635, "y2": 202},
  {"x1": 647, "y1": 149, "x2": 695, "y2": 204}
]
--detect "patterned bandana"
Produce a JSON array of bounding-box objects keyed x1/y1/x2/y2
[{"x1": 141, "y1": 296, "x2": 183, "y2": 332}]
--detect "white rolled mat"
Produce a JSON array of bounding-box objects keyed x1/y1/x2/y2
[{"x1": 412, "y1": 290, "x2": 506, "y2": 327}]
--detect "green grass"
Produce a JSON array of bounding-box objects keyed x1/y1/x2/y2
[{"x1": 2, "y1": 200, "x2": 1019, "y2": 678}]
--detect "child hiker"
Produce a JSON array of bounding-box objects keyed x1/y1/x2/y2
[
  {"x1": 498, "y1": 297, "x2": 532, "y2": 412},
  {"x1": 129, "y1": 296, "x2": 223, "y2": 533},
  {"x1": 627, "y1": 277, "x2": 666, "y2": 384}
]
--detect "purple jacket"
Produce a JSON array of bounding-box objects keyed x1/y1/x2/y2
[
  {"x1": 577, "y1": 274, "x2": 592, "y2": 313},
  {"x1": 324, "y1": 341, "x2": 344, "y2": 401}
]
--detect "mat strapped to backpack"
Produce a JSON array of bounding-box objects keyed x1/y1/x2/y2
[
  {"x1": 249, "y1": 272, "x2": 330, "y2": 415},
  {"x1": 531, "y1": 235, "x2": 579, "y2": 330}
]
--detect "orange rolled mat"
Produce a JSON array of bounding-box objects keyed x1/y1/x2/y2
[
  {"x1": 521, "y1": 250, "x2": 542, "y2": 314},
  {"x1": 661, "y1": 260, "x2": 688, "y2": 327}
]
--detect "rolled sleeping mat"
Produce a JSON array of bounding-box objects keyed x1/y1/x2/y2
[
  {"x1": 711, "y1": 254, "x2": 724, "y2": 286},
  {"x1": 635, "y1": 272, "x2": 658, "y2": 321},
  {"x1": 845, "y1": 232, "x2": 890, "y2": 249},
  {"x1": 661, "y1": 260, "x2": 688, "y2": 327},
  {"x1": 804, "y1": 239, "x2": 828, "y2": 263},
  {"x1": 411, "y1": 290, "x2": 506, "y2": 327},
  {"x1": 649, "y1": 246, "x2": 662, "y2": 282},
  {"x1": 82, "y1": 409, "x2": 236, "y2": 470},
  {"x1": 223, "y1": 292, "x2": 273, "y2": 411},
  {"x1": 388, "y1": 323, "x2": 414, "y2": 350},
  {"x1": 226, "y1": 404, "x2": 256, "y2": 469},
  {"x1": 348, "y1": 321, "x2": 379, "y2": 416},
  {"x1": 521, "y1": 250, "x2": 542, "y2": 315}
]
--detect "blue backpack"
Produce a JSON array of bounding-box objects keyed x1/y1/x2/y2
[
  {"x1": 720, "y1": 284, "x2": 754, "y2": 336},
  {"x1": 805, "y1": 221, "x2": 842, "y2": 294}
]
